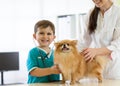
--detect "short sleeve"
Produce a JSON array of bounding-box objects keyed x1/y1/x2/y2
[{"x1": 26, "y1": 49, "x2": 38, "y2": 73}]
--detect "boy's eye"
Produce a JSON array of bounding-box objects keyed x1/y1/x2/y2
[
  {"x1": 39, "y1": 32, "x2": 52, "y2": 35},
  {"x1": 47, "y1": 33, "x2": 52, "y2": 35},
  {"x1": 39, "y1": 32, "x2": 44, "y2": 35}
]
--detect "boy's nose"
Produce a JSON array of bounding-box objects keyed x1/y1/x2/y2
[{"x1": 43, "y1": 34, "x2": 48, "y2": 38}]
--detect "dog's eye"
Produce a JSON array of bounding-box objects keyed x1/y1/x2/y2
[{"x1": 67, "y1": 43, "x2": 69, "y2": 46}]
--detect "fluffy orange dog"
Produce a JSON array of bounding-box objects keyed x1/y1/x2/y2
[{"x1": 54, "y1": 39, "x2": 109, "y2": 84}]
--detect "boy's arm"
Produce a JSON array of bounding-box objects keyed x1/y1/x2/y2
[{"x1": 29, "y1": 65, "x2": 61, "y2": 77}]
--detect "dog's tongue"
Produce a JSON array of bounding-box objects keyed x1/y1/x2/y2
[{"x1": 62, "y1": 47, "x2": 69, "y2": 50}]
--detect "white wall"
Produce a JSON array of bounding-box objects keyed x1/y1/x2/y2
[
  {"x1": 0, "y1": 0, "x2": 93, "y2": 84},
  {"x1": 0, "y1": 0, "x2": 43, "y2": 84},
  {"x1": 43, "y1": 0, "x2": 93, "y2": 16},
  {"x1": 42, "y1": 0, "x2": 94, "y2": 41},
  {"x1": 42, "y1": 0, "x2": 94, "y2": 24}
]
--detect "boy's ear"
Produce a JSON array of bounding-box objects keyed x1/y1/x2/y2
[
  {"x1": 33, "y1": 34, "x2": 36, "y2": 39},
  {"x1": 53, "y1": 35, "x2": 56, "y2": 40}
]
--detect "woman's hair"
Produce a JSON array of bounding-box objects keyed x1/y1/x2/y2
[
  {"x1": 88, "y1": 6, "x2": 100, "y2": 34},
  {"x1": 34, "y1": 20, "x2": 55, "y2": 34}
]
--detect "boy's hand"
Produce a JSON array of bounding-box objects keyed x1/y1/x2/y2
[{"x1": 51, "y1": 64, "x2": 61, "y2": 74}]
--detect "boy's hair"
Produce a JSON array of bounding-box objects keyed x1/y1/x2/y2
[{"x1": 34, "y1": 20, "x2": 55, "y2": 34}]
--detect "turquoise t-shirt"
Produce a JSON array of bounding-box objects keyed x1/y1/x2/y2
[{"x1": 26, "y1": 47, "x2": 60, "y2": 84}]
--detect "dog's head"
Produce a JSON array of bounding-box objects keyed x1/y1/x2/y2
[{"x1": 54, "y1": 40, "x2": 77, "y2": 53}]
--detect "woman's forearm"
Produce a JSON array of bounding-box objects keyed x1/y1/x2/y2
[{"x1": 97, "y1": 47, "x2": 112, "y2": 56}]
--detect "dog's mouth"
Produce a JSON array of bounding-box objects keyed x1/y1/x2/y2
[
  {"x1": 61, "y1": 47, "x2": 70, "y2": 53},
  {"x1": 62, "y1": 47, "x2": 69, "y2": 51},
  {"x1": 61, "y1": 44, "x2": 70, "y2": 53}
]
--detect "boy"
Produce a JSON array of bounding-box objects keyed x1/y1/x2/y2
[{"x1": 26, "y1": 20, "x2": 60, "y2": 83}]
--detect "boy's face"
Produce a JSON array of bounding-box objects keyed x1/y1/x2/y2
[{"x1": 33, "y1": 26, "x2": 55, "y2": 48}]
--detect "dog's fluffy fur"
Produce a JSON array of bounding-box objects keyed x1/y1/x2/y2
[{"x1": 54, "y1": 39, "x2": 109, "y2": 84}]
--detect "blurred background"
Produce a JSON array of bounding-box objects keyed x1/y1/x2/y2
[{"x1": 0, "y1": 0, "x2": 119, "y2": 84}]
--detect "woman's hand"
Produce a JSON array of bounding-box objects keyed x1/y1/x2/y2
[
  {"x1": 82, "y1": 48, "x2": 98, "y2": 62},
  {"x1": 82, "y1": 47, "x2": 112, "y2": 62}
]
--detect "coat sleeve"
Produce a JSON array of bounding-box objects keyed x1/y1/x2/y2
[{"x1": 107, "y1": 10, "x2": 120, "y2": 52}]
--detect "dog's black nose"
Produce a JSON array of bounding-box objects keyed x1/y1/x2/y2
[{"x1": 63, "y1": 44, "x2": 66, "y2": 48}]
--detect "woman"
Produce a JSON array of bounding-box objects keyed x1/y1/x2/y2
[{"x1": 78, "y1": 0, "x2": 120, "y2": 79}]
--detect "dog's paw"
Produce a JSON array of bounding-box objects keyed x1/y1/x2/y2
[
  {"x1": 98, "y1": 79, "x2": 102, "y2": 83},
  {"x1": 65, "y1": 80, "x2": 71, "y2": 85},
  {"x1": 71, "y1": 81, "x2": 76, "y2": 85},
  {"x1": 61, "y1": 80, "x2": 65, "y2": 84}
]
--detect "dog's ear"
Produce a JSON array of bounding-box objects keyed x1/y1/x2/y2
[
  {"x1": 54, "y1": 42, "x2": 59, "y2": 47},
  {"x1": 71, "y1": 40, "x2": 78, "y2": 45}
]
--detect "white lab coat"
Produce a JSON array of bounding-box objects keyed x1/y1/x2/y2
[{"x1": 77, "y1": 4, "x2": 120, "y2": 79}]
